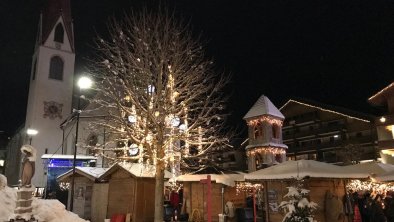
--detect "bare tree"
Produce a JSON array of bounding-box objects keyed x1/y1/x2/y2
[{"x1": 86, "y1": 9, "x2": 229, "y2": 221}]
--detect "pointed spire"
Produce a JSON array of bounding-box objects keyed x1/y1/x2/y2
[
  {"x1": 243, "y1": 95, "x2": 284, "y2": 120},
  {"x1": 41, "y1": 0, "x2": 74, "y2": 50}
]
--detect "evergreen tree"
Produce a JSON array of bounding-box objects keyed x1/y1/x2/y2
[{"x1": 279, "y1": 181, "x2": 318, "y2": 222}]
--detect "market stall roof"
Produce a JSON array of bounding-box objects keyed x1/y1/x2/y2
[
  {"x1": 191, "y1": 165, "x2": 240, "y2": 175},
  {"x1": 175, "y1": 173, "x2": 245, "y2": 187},
  {"x1": 343, "y1": 162, "x2": 394, "y2": 178},
  {"x1": 244, "y1": 160, "x2": 370, "y2": 180},
  {"x1": 373, "y1": 171, "x2": 394, "y2": 182},
  {"x1": 57, "y1": 167, "x2": 108, "y2": 182},
  {"x1": 99, "y1": 162, "x2": 172, "y2": 179}
]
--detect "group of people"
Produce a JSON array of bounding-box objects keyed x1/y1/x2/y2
[{"x1": 347, "y1": 191, "x2": 394, "y2": 222}]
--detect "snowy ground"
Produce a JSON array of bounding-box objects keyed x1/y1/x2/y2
[{"x1": 0, "y1": 175, "x2": 87, "y2": 222}]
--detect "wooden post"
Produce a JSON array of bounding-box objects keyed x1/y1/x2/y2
[
  {"x1": 200, "y1": 175, "x2": 212, "y2": 222},
  {"x1": 253, "y1": 188, "x2": 257, "y2": 222},
  {"x1": 264, "y1": 181, "x2": 270, "y2": 222}
]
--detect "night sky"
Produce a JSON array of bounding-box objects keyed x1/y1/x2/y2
[{"x1": 1, "y1": 0, "x2": 393, "y2": 136}]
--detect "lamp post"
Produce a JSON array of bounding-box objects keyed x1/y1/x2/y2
[
  {"x1": 70, "y1": 76, "x2": 92, "y2": 211},
  {"x1": 26, "y1": 128, "x2": 38, "y2": 145}
]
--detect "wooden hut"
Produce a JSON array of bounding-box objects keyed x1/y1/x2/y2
[
  {"x1": 175, "y1": 166, "x2": 247, "y2": 222},
  {"x1": 57, "y1": 167, "x2": 108, "y2": 222},
  {"x1": 99, "y1": 162, "x2": 171, "y2": 222},
  {"x1": 244, "y1": 160, "x2": 370, "y2": 222}
]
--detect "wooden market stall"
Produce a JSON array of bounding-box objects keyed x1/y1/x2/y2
[
  {"x1": 57, "y1": 167, "x2": 108, "y2": 222},
  {"x1": 244, "y1": 160, "x2": 370, "y2": 222},
  {"x1": 175, "y1": 166, "x2": 247, "y2": 222},
  {"x1": 99, "y1": 162, "x2": 171, "y2": 222}
]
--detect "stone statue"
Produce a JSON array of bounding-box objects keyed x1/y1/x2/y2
[{"x1": 20, "y1": 145, "x2": 36, "y2": 188}]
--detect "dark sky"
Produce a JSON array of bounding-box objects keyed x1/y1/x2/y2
[{"x1": 1, "y1": 0, "x2": 393, "y2": 135}]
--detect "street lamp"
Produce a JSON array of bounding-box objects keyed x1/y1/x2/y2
[
  {"x1": 26, "y1": 128, "x2": 38, "y2": 145},
  {"x1": 70, "y1": 76, "x2": 92, "y2": 211}
]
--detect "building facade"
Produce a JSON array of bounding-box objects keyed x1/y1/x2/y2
[
  {"x1": 368, "y1": 82, "x2": 394, "y2": 163},
  {"x1": 280, "y1": 99, "x2": 377, "y2": 164},
  {"x1": 6, "y1": 0, "x2": 75, "y2": 187}
]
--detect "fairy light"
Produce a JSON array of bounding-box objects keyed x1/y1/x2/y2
[
  {"x1": 279, "y1": 99, "x2": 370, "y2": 123},
  {"x1": 247, "y1": 116, "x2": 283, "y2": 126},
  {"x1": 346, "y1": 179, "x2": 394, "y2": 195},
  {"x1": 236, "y1": 181, "x2": 263, "y2": 194},
  {"x1": 368, "y1": 82, "x2": 394, "y2": 102},
  {"x1": 246, "y1": 146, "x2": 287, "y2": 157}
]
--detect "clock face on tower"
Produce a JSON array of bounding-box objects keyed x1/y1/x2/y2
[
  {"x1": 128, "y1": 144, "x2": 139, "y2": 156},
  {"x1": 43, "y1": 101, "x2": 63, "y2": 119}
]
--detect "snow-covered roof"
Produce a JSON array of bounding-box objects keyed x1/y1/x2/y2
[
  {"x1": 343, "y1": 162, "x2": 394, "y2": 176},
  {"x1": 175, "y1": 173, "x2": 245, "y2": 187},
  {"x1": 243, "y1": 95, "x2": 284, "y2": 120},
  {"x1": 374, "y1": 171, "x2": 394, "y2": 182},
  {"x1": 57, "y1": 167, "x2": 108, "y2": 182},
  {"x1": 41, "y1": 154, "x2": 97, "y2": 160},
  {"x1": 244, "y1": 160, "x2": 370, "y2": 180},
  {"x1": 100, "y1": 162, "x2": 172, "y2": 179}
]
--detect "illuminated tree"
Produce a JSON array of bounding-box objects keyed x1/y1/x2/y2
[{"x1": 85, "y1": 9, "x2": 229, "y2": 221}]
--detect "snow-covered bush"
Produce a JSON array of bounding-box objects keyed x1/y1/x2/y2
[{"x1": 279, "y1": 185, "x2": 318, "y2": 222}]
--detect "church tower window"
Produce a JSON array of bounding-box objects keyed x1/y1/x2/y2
[
  {"x1": 49, "y1": 56, "x2": 64, "y2": 80},
  {"x1": 54, "y1": 23, "x2": 64, "y2": 43}
]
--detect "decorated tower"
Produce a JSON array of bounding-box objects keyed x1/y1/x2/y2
[
  {"x1": 243, "y1": 95, "x2": 287, "y2": 172},
  {"x1": 24, "y1": 0, "x2": 75, "y2": 187}
]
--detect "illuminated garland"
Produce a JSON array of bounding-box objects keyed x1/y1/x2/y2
[
  {"x1": 247, "y1": 146, "x2": 286, "y2": 157},
  {"x1": 247, "y1": 116, "x2": 283, "y2": 127},
  {"x1": 279, "y1": 100, "x2": 370, "y2": 123},
  {"x1": 236, "y1": 181, "x2": 263, "y2": 194},
  {"x1": 347, "y1": 179, "x2": 394, "y2": 195},
  {"x1": 368, "y1": 82, "x2": 394, "y2": 101}
]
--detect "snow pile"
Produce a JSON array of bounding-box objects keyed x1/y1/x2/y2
[
  {"x1": 0, "y1": 175, "x2": 87, "y2": 222},
  {"x1": 32, "y1": 199, "x2": 87, "y2": 222},
  {"x1": 0, "y1": 186, "x2": 17, "y2": 221}
]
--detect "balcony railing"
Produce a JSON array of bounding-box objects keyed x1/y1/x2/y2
[{"x1": 283, "y1": 124, "x2": 345, "y2": 140}]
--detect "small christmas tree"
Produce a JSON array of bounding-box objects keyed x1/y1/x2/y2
[{"x1": 279, "y1": 180, "x2": 318, "y2": 222}]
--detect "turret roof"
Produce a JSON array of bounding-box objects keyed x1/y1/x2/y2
[{"x1": 243, "y1": 95, "x2": 284, "y2": 120}]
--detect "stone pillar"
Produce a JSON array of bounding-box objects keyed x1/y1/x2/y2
[{"x1": 10, "y1": 187, "x2": 37, "y2": 221}]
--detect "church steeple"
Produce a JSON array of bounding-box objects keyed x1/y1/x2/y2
[
  {"x1": 244, "y1": 95, "x2": 287, "y2": 172},
  {"x1": 39, "y1": 0, "x2": 74, "y2": 51},
  {"x1": 23, "y1": 0, "x2": 75, "y2": 187}
]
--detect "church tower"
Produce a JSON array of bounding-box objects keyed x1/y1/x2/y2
[
  {"x1": 25, "y1": 0, "x2": 75, "y2": 187},
  {"x1": 244, "y1": 95, "x2": 287, "y2": 172}
]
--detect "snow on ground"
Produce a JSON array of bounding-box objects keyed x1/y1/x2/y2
[
  {"x1": 32, "y1": 199, "x2": 88, "y2": 222},
  {"x1": 0, "y1": 175, "x2": 87, "y2": 222}
]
